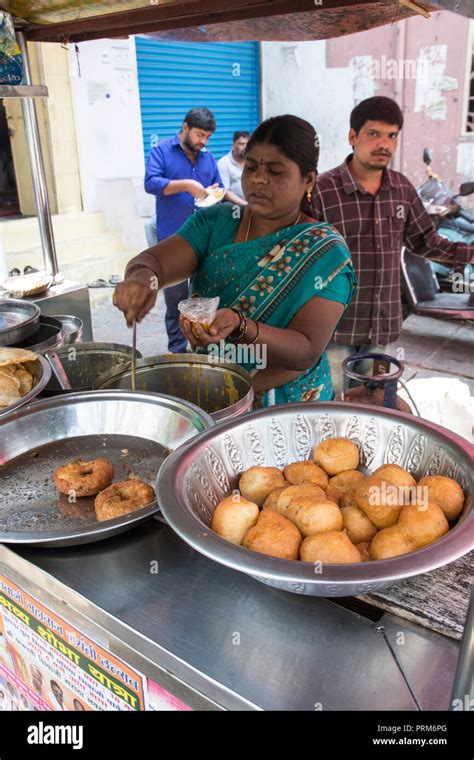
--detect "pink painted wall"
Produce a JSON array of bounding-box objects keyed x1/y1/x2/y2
[{"x1": 324, "y1": 11, "x2": 474, "y2": 209}]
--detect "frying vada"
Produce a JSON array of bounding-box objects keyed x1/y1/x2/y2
[
  {"x1": 94, "y1": 479, "x2": 155, "y2": 522},
  {"x1": 54, "y1": 458, "x2": 114, "y2": 497}
]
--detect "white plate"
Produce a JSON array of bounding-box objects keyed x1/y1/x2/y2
[{"x1": 195, "y1": 186, "x2": 226, "y2": 208}]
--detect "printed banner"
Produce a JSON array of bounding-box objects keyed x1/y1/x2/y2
[{"x1": 0, "y1": 574, "x2": 148, "y2": 711}]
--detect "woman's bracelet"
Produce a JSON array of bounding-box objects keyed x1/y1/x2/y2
[
  {"x1": 229, "y1": 308, "x2": 246, "y2": 344},
  {"x1": 248, "y1": 319, "x2": 260, "y2": 345}
]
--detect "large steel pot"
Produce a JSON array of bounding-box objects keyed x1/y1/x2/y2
[
  {"x1": 43, "y1": 342, "x2": 142, "y2": 395},
  {"x1": 157, "y1": 402, "x2": 474, "y2": 597},
  {"x1": 94, "y1": 353, "x2": 254, "y2": 422},
  {"x1": 13, "y1": 315, "x2": 64, "y2": 354}
]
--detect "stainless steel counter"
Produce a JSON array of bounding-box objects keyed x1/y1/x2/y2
[{"x1": 1, "y1": 519, "x2": 460, "y2": 711}]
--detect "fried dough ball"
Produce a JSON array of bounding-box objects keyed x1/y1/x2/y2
[
  {"x1": 340, "y1": 489, "x2": 359, "y2": 510},
  {"x1": 355, "y1": 475, "x2": 404, "y2": 529},
  {"x1": 286, "y1": 497, "x2": 343, "y2": 537},
  {"x1": 239, "y1": 466, "x2": 286, "y2": 507},
  {"x1": 54, "y1": 458, "x2": 114, "y2": 497},
  {"x1": 94, "y1": 479, "x2": 155, "y2": 522},
  {"x1": 398, "y1": 500, "x2": 449, "y2": 548},
  {"x1": 356, "y1": 541, "x2": 371, "y2": 562},
  {"x1": 417, "y1": 475, "x2": 465, "y2": 521},
  {"x1": 373, "y1": 464, "x2": 416, "y2": 490},
  {"x1": 243, "y1": 508, "x2": 302, "y2": 560},
  {"x1": 341, "y1": 505, "x2": 378, "y2": 544},
  {"x1": 274, "y1": 483, "x2": 327, "y2": 516},
  {"x1": 262, "y1": 487, "x2": 288, "y2": 512},
  {"x1": 326, "y1": 470, "x2": 366, "y2": 504},
  {"x1": 313, "y1": 437, "x2": 359, "y2": 476},
  {"x1": 300, "y1": 531, "x2": 362, "y2": 564},
  {"x1": 370, "y1": 526, "x2": 416, "y2": 560},
  {"x1": 283, "y1": 461, "x2": 328, "y2": 489},
  {"x1": 211, "y1": 495, "x2": 259, "y2": 545}
]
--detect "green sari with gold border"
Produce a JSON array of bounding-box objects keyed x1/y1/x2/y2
[{"x1": 177, "y1": 204, "x2": 356, "y2": 405}]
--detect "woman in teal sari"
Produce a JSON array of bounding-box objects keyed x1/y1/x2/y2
[{"x1": 114, "y1": 115, "x2": 357, "y2": 404}]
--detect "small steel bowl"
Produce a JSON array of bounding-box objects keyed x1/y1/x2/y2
[
  {"x1": 50, "y1": 314, "x2": 83, "y2": 344},
  {"x1": 157, "y1": 402, "x2": 474, "y2": 597}
]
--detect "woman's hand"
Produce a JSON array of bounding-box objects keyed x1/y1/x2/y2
[
  {"x1": 113, "y1": 270, "x2": 158, "y2": 327},
  {"x1": 179, "y1": 308, "x2": 240, "y2": 348}
]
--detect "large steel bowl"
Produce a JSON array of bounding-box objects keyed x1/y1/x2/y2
[
  {"x1": 0, "y1": 390, "x2": 213, "y2": 546},
  {"x1": 0, "y1": 298, "x2": 40, "y2": 346},
  {"x1": 94, "y1": 353, "x2": 254, "y2": 422},
  {"x1": 157, "y1": 402, "x2": 474, "y2": 597},
  {"x1": 0, "y1": 354, "x2": 52, "y2": 418}
]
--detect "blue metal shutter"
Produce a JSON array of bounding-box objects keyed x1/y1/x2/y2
[{"x1": 135, "y1": 39, "x2": 260, "y2": 164}]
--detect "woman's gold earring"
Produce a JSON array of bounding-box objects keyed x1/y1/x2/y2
[{"x1": 307, "y1": 189, "x2": 312, "y2": 202}]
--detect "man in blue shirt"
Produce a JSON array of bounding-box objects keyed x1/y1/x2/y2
[{"x1": 144, "y1": 107, "x2": 223, "y2": 353}]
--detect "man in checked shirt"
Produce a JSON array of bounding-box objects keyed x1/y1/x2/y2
[{"x1": 312, "y1": 96, "x2": 474, "y2": 398}]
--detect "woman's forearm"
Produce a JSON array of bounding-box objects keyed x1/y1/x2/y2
[{"x1": 246, "y1": 321, "x2": 318, "y2": 372}]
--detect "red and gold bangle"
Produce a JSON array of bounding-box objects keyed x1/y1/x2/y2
[{"x1": 248, "y1": 319, "x2": 260, "y2": 345}]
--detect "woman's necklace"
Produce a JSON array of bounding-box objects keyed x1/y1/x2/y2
[{"x1": 244, "y1": 210, "x2": 303, "y2": 242}]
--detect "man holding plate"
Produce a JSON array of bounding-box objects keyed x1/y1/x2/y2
[{"x1": 144, "y1": 107, "x2": 223, "y2": 353}]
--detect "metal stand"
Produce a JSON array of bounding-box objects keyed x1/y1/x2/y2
[{"x1": 16, "y1": 32, "x2": 60, "y2": 279}]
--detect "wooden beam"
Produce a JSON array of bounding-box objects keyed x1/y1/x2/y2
[{"x1": 25, "y1": 0, "x2": 381, "y2": 42}]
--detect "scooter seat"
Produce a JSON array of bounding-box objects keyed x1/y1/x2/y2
[{"x1": 417, "y1": 292, "x2": 474, "y2": 320}]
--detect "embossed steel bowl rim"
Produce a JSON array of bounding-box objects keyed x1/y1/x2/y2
[{"x1": 157, "y1": 402, "x2": 474, "y2": 589}]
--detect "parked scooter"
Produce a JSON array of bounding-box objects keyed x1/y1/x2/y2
[
  {"x1": 418, "y1": 147, "x2": 474, "y2": 291},
  {"x1": 401, "y1": 150, "x2": 474, "y2": 322}
]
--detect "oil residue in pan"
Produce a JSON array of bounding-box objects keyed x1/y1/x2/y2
[{"x1": 0, "y1": 434, "x2": 171, "y2": 533}]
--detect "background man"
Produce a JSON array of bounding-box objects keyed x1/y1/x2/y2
[
  {"x1": 144, "y1": 107, "x2": 223, "y2": 353},
  {"x1": 313, "y1": 96, "x2": 474, "y2": 397},
  {"x1": 217, "y1": 130, "x2": 249, "y2": 205}
]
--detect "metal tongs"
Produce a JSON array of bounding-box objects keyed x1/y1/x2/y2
[{"x1": 45, "y1": 349, "x2": 72, "y2": 390}]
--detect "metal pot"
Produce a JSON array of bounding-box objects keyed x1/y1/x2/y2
[
  {"x1": 43, "y1": 342, "x2": 142, "y2": 396},
  {"x1": 0, "y1": 298, "x2": 41, "y2": 346},
  {"x1": 94, "y1": 353, "x2": 254, "y2": 422},
  {"x1": 50, "y1": 314, "x2": 83, "y2": 345},
  {"x1": 13, "y1": 316, "x2": 64, "y2": 354}
]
